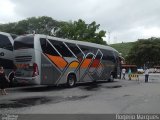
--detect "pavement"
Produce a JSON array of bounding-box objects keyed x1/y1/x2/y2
[{"x1": 0, "y1": 73, "x2": 160, "y2": 114}]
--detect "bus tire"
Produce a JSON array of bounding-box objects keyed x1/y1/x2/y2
[
  {"x1": 67, "y1": 74, "x2": 76, "y2": 87},
  {"x1": 108, "y1": 74, "x2": 114, "y2": 82}
]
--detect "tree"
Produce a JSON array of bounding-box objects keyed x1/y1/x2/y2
[
  {"x1": 0, "y1": 17, "x2": 106, "y2": 45},
  {"x1": 126, "y1": 37, "x2": 160, "y2": 67},
  {"x1": 55, "y1": 19, "x2": 106, "y2": 45},
  {"x1": 0, "y1": 16, "x2": 59, "y2": 35},
  {"x1": 26, "y1": 16, "x2": 59, "y2": 35},
  {"x1": 0, "y1": 23, "x2": 17, "y2": 34}
]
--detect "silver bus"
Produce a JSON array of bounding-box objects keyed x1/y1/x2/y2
[
  {"x1": 0, "y1": 32, "x2": 16, "y2": 76},
  {"x1": 14, "y1": 34, "x2": 121, "y2": 87}
]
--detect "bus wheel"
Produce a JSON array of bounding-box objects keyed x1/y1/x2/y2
[
  {"x1": 67, "y1": 74, "x2": 76, "y2": 87},
  {"x1": 108, "y1": 74, "x2": 114, "y2": 82}
]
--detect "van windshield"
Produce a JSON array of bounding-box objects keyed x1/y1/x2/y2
[{"x1": 14, "y1": 35, "x2": 34, "y2": 50}]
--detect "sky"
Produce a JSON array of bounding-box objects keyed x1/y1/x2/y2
[{"x1": 0, "y1": 0, "x2": 160, "y2": 44}]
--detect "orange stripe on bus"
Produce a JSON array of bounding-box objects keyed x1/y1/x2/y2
[
  {"x1": 69, "y1": 61, "x2": 79, "y2": 68},
  {"x1": 81, "y1": 59, "x2": 92, "y2": 68},
  {"x1": 90, "y1": 59, "x2": 100, "y2": 68},
  {"x1": 46, "y1": 54, "x2": 67, "y2": 68}
]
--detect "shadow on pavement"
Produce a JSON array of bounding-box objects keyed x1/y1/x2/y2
[
  {"x1": 0, "y1": 95, "x2": 90, "y2": 109},
  {"x1": 12, "y1": 80, "x2": 118, "y2": 92}
]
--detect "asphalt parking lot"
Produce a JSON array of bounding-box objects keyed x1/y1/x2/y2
[{"x1": 0, "y1": 73, "x2": 160, "y2": 115}]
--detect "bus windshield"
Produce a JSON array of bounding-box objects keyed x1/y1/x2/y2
[
  {"x1": 0, "y1": 34, "x2": 13, "y2": 51},
  {"x1": 14, "y1": 35, "x2": 34, "y2": 50}
]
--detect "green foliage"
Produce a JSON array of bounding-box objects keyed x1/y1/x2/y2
[
  {"x1": 0, "y1": 17, "x2": 106, "y2": 45},
  {"x1": 0, "y1": 16, "x2": 59, "y2": 35},
  {"x1": 110, "y1": 42, "x2": 135, "y2": 57},
  {"x1": 0, "y1": 23, "x2": 17, "y2": 34},
  {"x1": 55, "y1": 19, "x2": 106, "y2": 45},
  {"x1": 126, "y1": 37, "x2": 160, "y2": 67}
]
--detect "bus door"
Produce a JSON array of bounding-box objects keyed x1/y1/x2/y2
[{"x1": 40, "y1": 38, "x2": 62, "y2": 85}]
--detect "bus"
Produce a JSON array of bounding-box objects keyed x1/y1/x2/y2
[
  {"x1": 14, "y1": 34, "x2": 121, "y2": 87},
  {"x1": 0, "y1": 32, "x2": 17, "y2": 77}
]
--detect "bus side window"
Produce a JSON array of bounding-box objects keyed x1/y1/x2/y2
[
  {"x1": 40, "y1": 38, "x2": 46, "y2": 50},
  {"x1": 66, "y1": 43, "x2": 83, "y2": 57},
  {"x1": 79, "y1": 45, "x2": 97, "y2": 55},
  {"x1": 65, "y1": 43, "x2": 84, "y2": 61},
  {"x1": 102, "y1": 49, "x2": 116, "y2": 63},
  {"x1": 0, "y1": 34, "x2": 13, "y2": 51},
  {"x1": 40, "y1": 38, "x2": 59, "y2": 56},
  {"x1": 49, "y1": 40, "x2": 73, "y2": 57}
]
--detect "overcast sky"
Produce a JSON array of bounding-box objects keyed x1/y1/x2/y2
[{"x1": 1, "y1": 0, "x2": 160, "y2": 44}]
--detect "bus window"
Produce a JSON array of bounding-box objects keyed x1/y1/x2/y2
[
  {"x1": 101, "y1": 49, "x2": 116, "y2": 63},
  {"x1": 79, "y1": 45, "x2": 97, "y2": 55},
  {"x1": 40, "y1": 38, "x2": 59, "y2": 56},
  {"x1": 64, "y1": 43, "x2": 84, "y2": 61},
  {"x1": 14, "y1": 35, "x2": 34, "y2": 50},
  {"x1": 0, "y1": 34, "x2": 13, "y2": 51},
  {"x1": 49, "y1": 40, "x2": 73, "y2": 57},
  {"x1": 65, "y1": 43, "x2": 83, "y2": 58}
]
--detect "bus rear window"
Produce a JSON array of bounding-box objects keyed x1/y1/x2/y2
[{"x1": 14, "y1": 35, "x2": 34, "y2": 50}]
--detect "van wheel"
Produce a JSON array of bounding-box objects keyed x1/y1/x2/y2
[
  {"x1": 67, "y1": 74, "x2": 76, "y2": 87},
  {"x1": 108, "y1": 74, "x2": 114, "y2": 82}
]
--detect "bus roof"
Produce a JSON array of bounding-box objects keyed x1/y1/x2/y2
[
  {"x1": 33, "y1": 34, "x2": 119, "y2": 54},
  {"x1": 0, "y1": 31, "x2": 17, "y2": 40},
  {"x1": 15, "y1": 34, "x2": 120, "y2": 54},
  {"x1": 0, "y1": 31, "x2": 11, "y2": 36}
]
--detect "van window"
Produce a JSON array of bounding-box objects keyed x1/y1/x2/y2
[
  {"x1": 0, "y1": 34, "x2": 13, "y2": 51},
  {"x1": 14, "y1": 35, "x2": 34, "y2": 50}
]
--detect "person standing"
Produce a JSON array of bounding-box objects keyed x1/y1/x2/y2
[
  {"x1": 154, "y1": 68, "x2": 157, "y2": 73},
  {"x1": 121, "y1": 68, "x2": 126, "y2": 79},
  {"x1": 128, "y1": 68, "x2": 132, "y2": 80},
  {"x1": 0, "y1": 66, "x2": 10, "y2": 95},
  {"x1": 144, "y1": 68, "x2": 149, "y2": 82}
]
